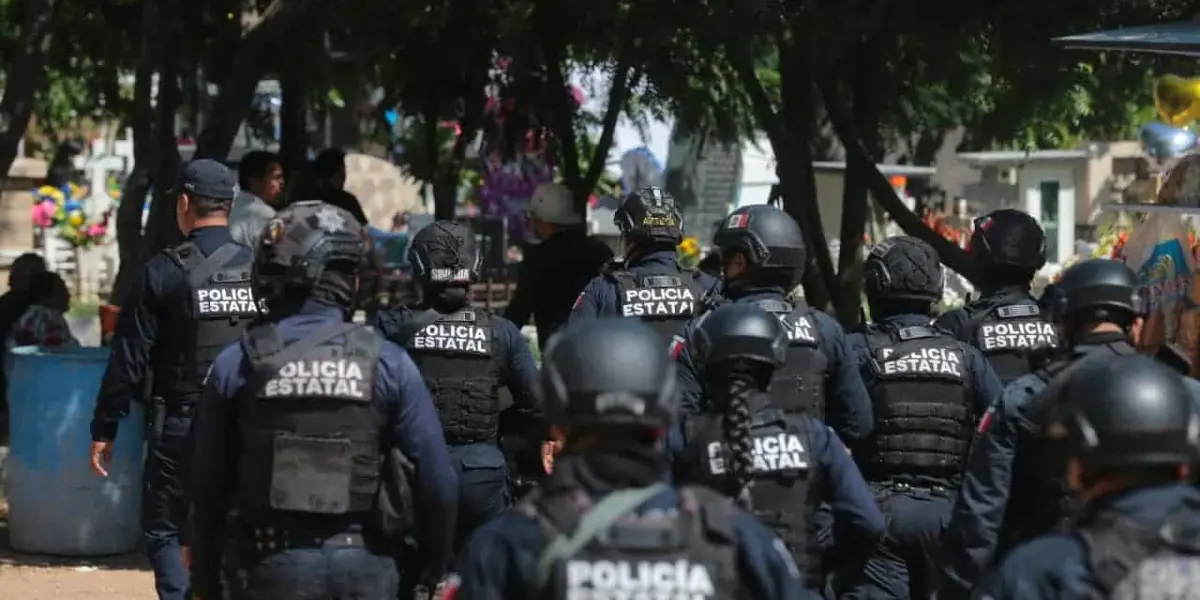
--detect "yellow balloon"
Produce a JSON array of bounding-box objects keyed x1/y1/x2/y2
[
  {"x1": 1155, "y1": 74, "x2": 1200, "y2": 127},
  {"x1": 67, "y1": 211, "x2": 84, "y2": 227}
]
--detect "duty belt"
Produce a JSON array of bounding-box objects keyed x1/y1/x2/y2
[
  {"x1": 871, "y1": 481, "x2": 950, "y2": 498},
  {"x1": 240, "y1": 524, "x2": 369, "y2": 555}
]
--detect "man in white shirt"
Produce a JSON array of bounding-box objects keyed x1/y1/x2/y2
[{"x1": 229, "y1": 151, "x2": 284, "y2": 249}]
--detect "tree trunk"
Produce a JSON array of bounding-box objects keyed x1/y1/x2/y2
[
  {"x1": 0, "y1": 0, "x2": 58, "y2": 187},
  {"x1": 825, "y1": 40, "x2": 883, "y2": 327},
  {"x1": 193, "y1": 0, "x2": 315, "y2": 161},
  {"x1": 541, "y1": 32, "x2": 581, "y2": 198},
  {"x1": 142, "y1": 0, "x2": 186, "y2": 255},
  {"x1": 778, "y1": 52, "x2": 836, "y2": 311},
  {"x1": 110, "y1": 0, "x2": 167, "y2": 305},
  {"x1": 279, "y1": 51, "x2": 311, "y2": 190},
  {"x1": 726, "y1": 42, "x2": 833, "y2": 310}
]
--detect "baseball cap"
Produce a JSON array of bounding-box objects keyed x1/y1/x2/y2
[
  {"x1": 527, "y1": 182, "x2": 583, "y2": 225},
  {"x1": 179, "y1": 159, "x2": 237, "y2": 201}
]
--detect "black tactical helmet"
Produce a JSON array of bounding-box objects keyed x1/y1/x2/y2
[
  {"x1": 540, "y1": 319, "x2": 676, "y2": 429},
  {"x1": 1056, "y1": 355, "x2": 1199, "y2": 469},
  {"x1": 863, "y1": 236, "x2": 944, "y2": 303},
  {"x1": 711, "y1": 205, "x2": 807, "y2": 271},
  {"x1": 255, "y1": 200, "x2": 375, "y2": 302},
  {"x1": 407, "y1": 220, "x2": 480, "y2": 285},
  {"x1": 691, "y1": 303, "x2": 788, "y2": 374},
  {"x1": 613, "y1": 186, "x2": 683, "y2": 245},
  {"x1": 968, "y1": 209, "x2": 1047, "y2": 271},
  {"x1": 1054, "y1": 259, "x2": 1141, "y2": 325}
]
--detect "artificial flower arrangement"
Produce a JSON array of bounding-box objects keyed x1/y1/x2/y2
[
  {"x1": 677, "y1": 236, "x2": 702, "y2": 268},
  {"x1": 32, "y1": 183, "x2": 113, "y2": 248}
]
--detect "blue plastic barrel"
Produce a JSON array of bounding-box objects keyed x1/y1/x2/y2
[{"x1": 3, "y1": 346, "x2": 144, "y2": 555}]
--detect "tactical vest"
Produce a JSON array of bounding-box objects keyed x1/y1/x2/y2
[
  {"x1": 235, "y1": 323, "x2": 385, "y2": 521},
  {"x1": 861, "y1": 324, "x2": 975, "y2": 481},
  {"x1": 403, "y1": 308, "x2": 503, "y2": 445},
  {"x1": 964, "y1": 297, "x2": 1058, "y2": 384},
  {"x1": 1001, "y1": 341, "x2": 1137, "y2": 557},
  {"x1": 1078, "y1": 509, "x2": 1200, "y2": 599},
  {"x1": 609, "y1": 268, "x2": 703, "y2": 341},
  {"x1": 517, "y1": 484, "x2": 747, "y2": 600},
  {"x1": 754, "y1": 299, "x2": 827, "y2": 419},
  {"x1": 681, "y1": 400, "x2": 823, "y2": 586},
  {"x1": 153, "y1": 241, "x2": 258, "y2": 405}
]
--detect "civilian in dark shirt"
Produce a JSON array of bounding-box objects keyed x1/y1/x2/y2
[
  {"x1": 0, "y1": 252, "x2": 47, "y2": 411},
  {"x1": 304, "y1": 148, "x2": 369, "y2": 225},
  {"x1": 502, "y1": 183, "x2": 612, "y2": 350}
]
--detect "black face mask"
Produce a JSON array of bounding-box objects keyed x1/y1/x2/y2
[{"x1": 551, "y1": 442, "x2": 667, "y2": 493}]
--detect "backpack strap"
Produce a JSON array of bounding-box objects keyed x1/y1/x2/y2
[
  {"x1": 183, "y1": 243, "x2": 242, "y2": 288},
  {"x1": 392, "y1": 308, "x2": 442, "y2": 346},
  {"x1": 535, "y1": 483, "x2": 669, "y2": 590}
]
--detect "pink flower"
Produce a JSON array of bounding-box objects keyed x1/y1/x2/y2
[
  {"x1": 570, "y1": 86, "x2": 585, "y2": 107},
  {"x1": 86, "y1": 223, "x2": 107, "y2": 238},
  {"x1": 31, "y1": 201, "x2": 54, "y2": 228}
]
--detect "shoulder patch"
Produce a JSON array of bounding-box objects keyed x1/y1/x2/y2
[
  {"x1": 977, "y1": 405, "x2": 996, "y2": 434},
  {"x1": 669, "y1": 335, "x2": 685, "y2": 360}
]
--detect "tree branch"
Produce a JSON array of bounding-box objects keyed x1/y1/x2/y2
[
  {"x1": 822, "y1": 80, "x2": 981, "y2": 284},
  {"x1": 194, "y1": 0, "x2": 316, "y2": 160},
  {"x1": 581, "y1": 57, "x2": 632, "y2": 200}
]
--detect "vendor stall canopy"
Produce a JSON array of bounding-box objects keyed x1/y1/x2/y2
[{"x1": 1055, "y1": 22, "x2": 1200, "y2": 57}]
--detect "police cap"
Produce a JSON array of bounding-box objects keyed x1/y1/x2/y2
[
  {"x1": 863, "y1": 236, "x2": 944, "y2": 303},
  {"x1": 540, "y1": 319, "x2": 676, "y2": 429},
  {"x1": 968, "y1": 209, "x2": 1047, "y2": 271},
  {"x1": 407, "y1": 220, "x2": 480, "y2": 285},
  {"x1": 1054, "y1": 258, "x2": 1140, "y2": 324},
  {"x1": 712, "y1": 205, "x2": 806, "y2": 272},
  {"x1": 691, "y1": 303, "x2": 788, "y2": 375},
  {"x1": 254, "y1": 200, "x2": 373, "y2": 298},
  {"x1": 613, "y1": 186, "x2": 683, "y2": 245},
  {"x1": 1056, "y1": 355, "x2": 1199, "y2": 469}
]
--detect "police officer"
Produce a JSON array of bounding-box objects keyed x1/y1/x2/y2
[
  {"x1": 935, "y1": 209, "x2": 1058, "y2": 384},
  {"x1": 672, "y1": 302, "x2": 885, "y2": 592},
  {"x1": 190, "y1": 201, "x2": 459, "y2": 600},
  {"x1": 568, "y1": 186, "x2": 718, "y2": 340},
  {"x1": 938, "y1": 258, "x2": 1197, "y2": 600},
  {"x1": 449, "y1": 318, "x2": 819, "y2": 600},
  {"x1": 88, "y1": 159, "x2": 259, "y2": 600},
  {"x1": 373, "y1": 220, "x2": 541, "y2": 548},
  {"x1": 672, "y1": 205, "x2": 874, "y2": 445},
  {"x1": 839, "y1": 236, "x2": 1001, "y2": 600},
  {"x1": 978, "y1": 355, "x2": 1200, "y2": 599}
]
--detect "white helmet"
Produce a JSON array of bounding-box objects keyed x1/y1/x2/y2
[{"x1": 527, "y1": 182, "x2": 583, "y2": 225}]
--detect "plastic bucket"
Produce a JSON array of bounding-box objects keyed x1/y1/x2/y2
[{"x1": 3, "y1": 346, "x2": 144, "y2": 555}]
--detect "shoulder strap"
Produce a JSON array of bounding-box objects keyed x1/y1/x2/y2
[
  {"x1": 536, "y1": 482, "x2": 670, "y2": 590},
  {"x1": 1078, "y1": 513, "x2": 1157, "y2": 596},
  {"x1": 185, "y1": 243, "x2": 242, "y2": 288},
  {"x1": 393, "y1": 308, "x2": 442, "y2": 345},
  {"x1": 241, "y1": 321, "x2": 363, "y2": 398}
]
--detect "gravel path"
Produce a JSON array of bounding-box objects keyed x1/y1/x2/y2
[{"x1": 0, "y1": 517, "x2": 154, "y2": 600}]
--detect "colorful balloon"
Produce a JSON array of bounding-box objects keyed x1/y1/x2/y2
[
  {"x1": 1155, "y1": 75, "x2": 1200, "y2": 127},
  {"x1": 1140, "y1": 121, "x2": 1198, "y2": 160},
  {"x1": 67, "y1": 210, "x2": 84, "y2": 227}
]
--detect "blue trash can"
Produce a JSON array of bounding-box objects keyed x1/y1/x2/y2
[{"x1": 3, "y1": 346, "x2": 144, "y2": 556}]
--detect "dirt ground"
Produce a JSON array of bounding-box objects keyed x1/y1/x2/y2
[{"x1": 0, "y1": 501, "x2": 155, "y2": 600}]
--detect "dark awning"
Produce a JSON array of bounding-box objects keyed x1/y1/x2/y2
[{"x1": 1054, "y1": 22, "x2": 1200, "y2": 57}]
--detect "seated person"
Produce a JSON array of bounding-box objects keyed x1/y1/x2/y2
[{"x1": 6, "y1": 271, "x2": 79, "y2": 355}]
